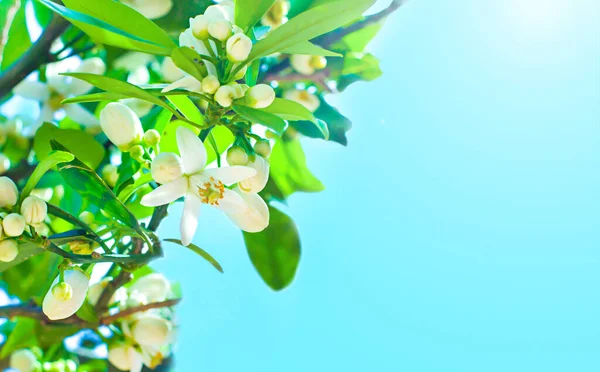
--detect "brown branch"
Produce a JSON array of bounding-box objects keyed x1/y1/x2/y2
[
  {"x1": 0, "y1": 15, "x2": 69, "y2": 99},
  {"x1": 0, "y1": 303, "x2": 89, "y2": 326},
  {"x1": 94, "y1": 270, "x2": 133, "y2": 314},
  {"x1": 100, "y1": 299, "x2": 181, "y2": 324}
]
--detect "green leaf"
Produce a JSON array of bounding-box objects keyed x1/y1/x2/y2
[
  {"x1": 76, "y1": 301, "x2": 99, "y2": 323},
  {"x1": 61, "y1": 91, "x2": 129, "y2": 104},
  {"x1": 2, "y1": 250, "x2": 60, "y2": 301},
  {"x1": 334, "y1": 18, "x2": 385, "y2": 52},
  {"x1": 1, "y1": 3, "x2": 31, "y2": 70},
  {"x1": 34, "y1": 122, "x2": 105, "y2": 170},
  {"x1": 260, "y1": 98, "x2": 317, "y2": 122},
  {"x1": 248, "y1": 0, "x2": 375, "y2": 61},
  {"x1": 243, "y1": 205, "x2": 300, "y2": 290},
  {"x1": 117, "y1": 172, "x2": 153, "y2": 203},
  {"x1": 205, "y1": 125, "x2": 234, "y2": 165},
  {"x1": 290, "y1": 118, "x2": 329, "y2": 140},
  {"x1": 281, "y1": 40, "x2": 342, "y2": 57},
  {"x1": 233, "y1": 105, "x2": 287, "y2": 135},
  {"x1": 269, "y1": 137, "x2": 324, "y2": 198},
  {"x1": 166, "y1": 95, "x2": 203, "y2": 124},
  {"x1": 21, "y1": 150, "x2": 74, "y2": 201},
  {"x1": 235, "y1": 0, "x2": 276, "y2": 31},
  {"x1": 36, "y1": 0, "x2": 173, "y2": 55},
  {"x1": 313, "y1": 97, "x2": 352, "y2": 145},
  {"x1": 50, "y1": 141, "x2": 141, "y2": 231},
  {"x1": 0, "y1": 318, "x2": 38, "y2": 358},
  {"x1": 62, "y1": 72, "x2": 178, "y2": 116},
  {"x1": 165, "y1": 239, "x2": 224, "y2": 273},
  {"x1": 170, "y1": 46, "x2": 207, "y2": 82},
  {"x1": 337, "y1": 52, "x2": 382, "y2": 91},
  {"x1": 154, "y1": 0, "x2": 213, "y2": 35}
]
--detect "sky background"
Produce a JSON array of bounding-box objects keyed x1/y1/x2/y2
[{"x1": 152, "y1": 0, "x2": 600, "y2": 371}]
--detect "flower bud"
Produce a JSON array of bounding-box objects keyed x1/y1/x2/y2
[
  {"x1": 254, "y1": 140, "x2": 272, "y2": 158},
  {"x1": 208, "y1": 19, "x2": 232, "y2": 41},
  {"x1": 143, "y1": 129, "x2": 161, "y2": 147},
  {"x1": 3, "y1": 213, "x2": 25, "y2": 237},
  {"x1": 227, "y1": 83, "x2": 245, "y2": 99},
  {"x1": 102, "y1": 164, "x2": 119, "y2": 187},
  {"x1": 226, "y1": 146, "x2": 249, "y2": 166},
  {"x1": 191, "y1": 14, "x2": 210, "y2": 39},
  {"x1": 21, "y1": 195, "x2": 47, "y2": 225},
  {"x1": 0, "y1": 176, "x2": 18, "y2": 208},
  {"x1": 79, "y1": 211, "x2": 95, "y2": 225},
  {"x1": 108, "y1": 343, "x2": 140, "y2": 371},
  {"x1": 0, "y1": 239, "x2": 18, "y2": 262},
  {"x1": 52, "y1": 282, "x2": 73, "y2": 301},
  {"x1": 129, "y1": 145, "x2": 145, "y2": 161},
  {"x1": 10, "y1": 349, "x2": 40, "y2": 372},
  {"x1": 262, "y1": 0, "x2": 290, "y2": 29},
  {"x1": 129, "y1": 273, "x2": 171, "y2": 303},
  {"x1": 290, "y1": 54, "x2": 326, "y2": 75},
  {"x1": 0, "y1": 153, "x2": 10, "y2": 175},
  {"x1": 245, "y1": 84, "x2": 275, "y2": 108},
  {"x1": 283, "y1": 89, "x2": 321, "y2": 112},
  {"x1": 131, "y1": 314, "x2": 172, "y2": 347},
  {"x1": 311, "y1": 55, "x2": 327, "y2": 69},
  {"x1": 226, "y1": 33, "x2": 252, "y2": 62},
  {"x1": 100, "y1": 102, "x2": 144, "y2": 152},
  {"x1": 69, "y1": 240, "x2": 94, "y2": 255},
  {"x1": 215, "y1": 85, "x2": 237, "y2": 107},
  {"x1": 43, "y1": 269, "x2": 89, "y2": 320},
  {"x1": 234, "y1": 65, "x2": 248, "y2": 80},
  {"x1": 151, "y1": 152, "x2": 184, "y2": 184},
  {"x1": 239, "y1": 155, "x2": 269, "y2": 193},
  {"x1": 201, "y1": 75, "x2": 221, "y2": 94},
  {"x1": 32, "y1": 222, "x2": 50, "y2": 236}
]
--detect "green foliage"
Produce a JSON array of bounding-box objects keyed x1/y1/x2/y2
[
  {"x1": 243, "y1": 206, "x2": 301, "y2": 290},
  {"x1": 248, "y1": 0, "x2": 375, "y2": 60},
  {"x1": 312, "y1": 97, "x2": 352, "y2": 145},
  {"x1": 281, "y1": 41, "x2": 341, "y2": 57},
  {"x1": 165, "y1": 239, "x2": 224, "y2": 273},
  {"x1": 337, "y1": 52, "x2": 382, "y2": 91},
  {"x1": 21, "y1": 150, "x2": 75, "y2": 201},
  {"x1": 2, "y1": 250, "x2": 60, "y2": 301},
  {"x1": 233, "y1": 105, "x2": 287, "y2": 135},
  {"x1": 235, "y1": 0, "x2": 276, "y2": 31},
  {"x1": 0, "y1": 318, "x2": 38, "y2": 358},
  {"x1": 171, "y1": 47, "x2": 208, "y2": 82},
  {"x1": 268, "y1": 137, "x2": 324, "y2": 198},
  {"x1": 34, "y1": 123, "x2": 105, "y2": 169},
  {"x1": 1, "y1": 2, "x2": 31, "y2": 70}
]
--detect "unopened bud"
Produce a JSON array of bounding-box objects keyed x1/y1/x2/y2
[
  {"x1": 131, "y1": 315, "x2": 172, "y2": 347},
  {"x1": 0, "y1": 177, "x2": 18, "y2": 208},
  {"x1": 226, "y1": 146, "x2": 249, "y2": 165},
  {"x1": 79, "y1": 211, "x2": 95, "y2": 225},
  {"x1": 201, "y1": 75, "x2": 221, "y2": 94},
  {"x1": 151, "y1": 152, "x2": 184, "y2": 184},
  {"x1": 191, "y1": 14, "x2": 210, "y2": 39},
  {"x1": 10, "y1": 349, "x2": 40, "y2": 372},
  {"x1": 254, "y1": 140, "x2": 272, "y2": 158},
  {"x1": 130, "y1": 145, "x2": 145, "y2": 162},
  {"x1": 226, "y1": 33, "x2": 252, "y2": 62},
  {"x1": 100, "y1": 102, "x2": 144, "y2": 152},
  {"x1": 102, "y1": 164, "x2": 119, "y2": 187},
  {"x1": 245, "y1": 84, "x2": 275, "y2": 108},
  {"x1": 0, "y1": 153, "x2": 10, "y2": 175},
  {"x1": 234, "y1": 65, "x2": 248, "y2": 81},
  {"x1": 143, "y1": 129, "x2": 161, "y2": 147},
  {"x1": 227, "y1": 83, "x2": 245, "y2": 99},
  {"x1": 215, "y1": 85, "x2": 237, "y2": 107},
  {"x1": 108, "y1": 343, "x2": 137, "y2": 371},
  {"x1": 0, "y1": 239, "x2": 18, "y2": 262},
  {"x1": 3, "y1": 213, "x2": 25, "y2": 237},
  {"x1": 32, "y1": 222, "x2": 50, "y2": 236},
  {"x1": 21, "y1": 195, "x2": 47, "y2": 225},
  {"x1": 290, "y1": 54, "x2": 326, "y2": 75},
  {"x1": 208, "y1": 19, "x2": 232, "y2": 41},
  {"x1": 311, "y1": 55, "x2": 327, "y2": 69},
  {"x1": 52, "y1": 282, "x2": 73, "y2": 301}
]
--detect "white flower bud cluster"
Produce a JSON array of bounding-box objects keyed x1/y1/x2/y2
[
  {"x1": 107, "y1": 273, "x2": 176, "y2": 371},
  {"x1": 290, "y1": 54, "x2": 328, "y2": 76},
  {"x1": 0, "y1": 177, "x2": 48, "y2": 263},
  {"x1": 261, "y1": 0, "x2": 291, "y2": 30}
]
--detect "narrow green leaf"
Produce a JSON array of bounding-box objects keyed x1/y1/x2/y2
[
  {"x1": 50, "y1": 141, "x2": 141, "y2": 231},
  {"x1": 0, "y1": 318, "x2": 39, "y2": 358},
  {"x1": 165, "y1": 239, "x2": 224, "y2": 273},
  {"x1": 21, "y1": 150, "x2": 74, "y2": 201},
  {"x1": 166, "y1": 95, "x2": 203, "y2": 124},
  {"x1": 33, "y1": 122, "x2": 105, "y2": 169},
  {"x1": 61, "y1": 91, "x2": 129, "y2": 104},
  {"x1": 117, "y1": 172, "x2": 153, "y2": 203},
  {"x1": 290, "y1": 118, "x2": 330, "y2": 140},
  {"x1": 1, "y1": 3, "x2": 31, "y2": 70},
  {"x1": 233, "y1": 104, "x2": 287, "y2": 135},
  {"x1": 243, "y1": 206, "x2": 300, "y2": 290},
  {"x1": 170, "y1": 46, "x2": 207, "y2": 82},
  {"x1": 269, "y1": 138, "x2": 324, "y2": 198},
  {"x1": 313, "y1": 97, "x2": 352, "y2": 145},
  {"x1": 61, "y1": 72, "x2": 178, "y2": 116},
  {"x1": 248, "y1": 0, "x2": 376, "y2": 60},
  {"x1": 281, "y1": 40, "x2": 342, "y2": 57},
  {"x1": 0, "y1": 0, "x2": 21, "y2": 67},
  {"x1": 76, "y1": 301, "x2": 99, "y2": 323},
  {"x1": 260, "y1": 98, "x2": 317, "y2": 122},
  {"x1": 235, "y1": 0, "x2": 276, "y2": 31}
]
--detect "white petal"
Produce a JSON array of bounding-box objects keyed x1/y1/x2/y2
[
  {"x1": 140, "y1": 177, "x2": 187, "y2": 207},
  {"x1": 160, "y1": 75, "x2": 202, "y2": 93},
  {"x1": 203, "y1": 165, "x2": 257, "y2": 185},
  {"x1": 238, "y1": 155, "x2": 269, "y2": 193},
  {"x1": 42, "y1": 270, "x2": 89, "y2": 320},
  {"x1": 24, "y1": 104, "x2": 53, "y2": 137},
  {"x1": 63, "y1": 104, "x2": 98, "y2": 126},
  {"x1": 212, "y1": 188, "x2": 245, "y2": 214},
  {"x1": 13, "y1": 80, "x2": 50, "y2": 101},
  {"x1": 47, "y1": 75, "x2": 71, "y2": 96},
  {"x1": 222, "y1": 190, "x2": 269, "y2": 232},
  {"x1": 176, "y1": 126, "x2": 207, "y2": 174},
  {"x1": 180, "y1": 193, "x2": 202, "y2": 246}
]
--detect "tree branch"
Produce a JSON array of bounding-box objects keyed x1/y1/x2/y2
[
  {"x1": 100, "y1": 299, "x2": 181, "y2": 324},
  {"x1": 0, "y1": 16, "x2": 69, "y2": 99}
]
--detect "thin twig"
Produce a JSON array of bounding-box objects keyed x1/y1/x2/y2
[{"x1": 100, "y1": 299, "x2": 181, "y2": 324}]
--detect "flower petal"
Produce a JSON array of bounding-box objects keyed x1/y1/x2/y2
[
  {"x1": 140, "y1": 177, "x2": 187, "y2": 207},
  {"x1": 176, "y1": 126, "x2": 207, "y2": 174},
  {"x1": 160, "y1": 75, "x2": 202, "y2": 93},
  {"x1": 13, "y1": 79, "x2": 50, "y2": 101},
  {"x1": 222, "y1": 189, "x2": 269, "y2": 233},
  {"x1": 63, "y1": 104, "x2": 98, "y2": 126},
  {"x1": 211, "y1": 188, "x2": 245, "y2": 214},
  {"x1": 180, "y1": 193, "x2": 202, "y2": 246},
  {"x1": 42, "y1": 269, "x2": 89, "y2": 320},
  {"x1": 203, "y1": 166, "x2": 257, "y2": 185}
]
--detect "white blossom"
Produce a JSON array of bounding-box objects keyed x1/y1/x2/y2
[
  {"x1": 0, "y1": 176, "x2": 19, "y2": 208},
  {"x1": 21, "y1": 195, "x2": 47, "y2": 225},
  {"x1": 100, "y1": 102, "x2": 144, "y2": 151},
  {"x1": 284, "y1": 89, "x2": 321, "y2": 112},
  {"x1": 42, "y1": 269, "x2": 89, "y2": 320}
]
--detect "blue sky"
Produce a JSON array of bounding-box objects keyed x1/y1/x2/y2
[{"x1": 153, "y1": 0, "x2": 600, "y2": 371}]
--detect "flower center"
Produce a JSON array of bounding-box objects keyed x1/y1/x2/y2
[
  {"x1": 298, "y1": 90, "x2": 312, "y2": 101},
  {"x1": 197, "y1": 177, "x2": 225, "y2": 205},
  {"x1": 48, "y1": 90, "x2": 65, "y2": 111}
]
